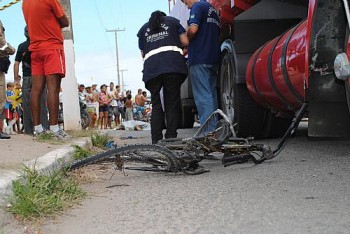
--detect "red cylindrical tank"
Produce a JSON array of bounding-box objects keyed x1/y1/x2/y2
[
  {"x1": 246, "y1": 20, "x2": 307, "y2": 113},
  {"x1": 210, "y1": 0, "x2": 260, "y2": 23}
]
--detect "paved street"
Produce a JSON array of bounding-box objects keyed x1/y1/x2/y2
[
  {"x1": 41, "y1": 124, "x2": 350, "y2": 234},
  {"x1": 2, "y1": 124, "x2": 350, "y2": 233}
]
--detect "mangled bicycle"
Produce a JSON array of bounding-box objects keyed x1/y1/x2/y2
[{"x1": 68, "y1": 105, "x2": 307, "y2": 176}]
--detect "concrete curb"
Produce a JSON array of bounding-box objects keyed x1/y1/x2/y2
[{"x1": 0, "y1": 138, "x2": 89, "y2": 204}]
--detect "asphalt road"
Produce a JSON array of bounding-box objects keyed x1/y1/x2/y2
[{"x1": 8, "y1": 123, "x2": 350, "y2": 233}]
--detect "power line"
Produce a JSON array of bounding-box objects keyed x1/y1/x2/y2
[
  {"x1": 118, "y1": 0, "x2": 125, "y2": 27},
  {"x1": 107, "y1": 0, "x2": 118, "y2": 27}
]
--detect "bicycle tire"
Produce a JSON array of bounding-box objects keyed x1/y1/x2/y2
[{"x1": 68, "y1": 144, "x2": 178, "y2": 172}]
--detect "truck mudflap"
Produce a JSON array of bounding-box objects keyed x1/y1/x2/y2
[{"x1": 306, "y1": 0, "x2": 350, "y2": 138}]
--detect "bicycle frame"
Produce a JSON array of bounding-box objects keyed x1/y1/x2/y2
[{"x1": 69, "y1": 107, "x2": 305, "y2": 175}]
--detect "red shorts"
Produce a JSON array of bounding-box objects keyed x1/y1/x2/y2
[
  {"x1": 5, "y1": 109, "x2": 13, "y2": 120},
  {"x1": 31, "y1": 49, "x2": 66, "y2": 78}
]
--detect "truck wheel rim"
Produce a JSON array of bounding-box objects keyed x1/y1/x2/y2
[{"x1": 220, "y1": 53, "x2": 235, "y2": 123}]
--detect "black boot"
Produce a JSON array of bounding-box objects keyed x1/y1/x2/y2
[
  {"x1": 151, "y1": 134, "x2": 163, "y2": 144},
  {"x1": 0, "y1": 132, "x2": 11, "y2": 139}
]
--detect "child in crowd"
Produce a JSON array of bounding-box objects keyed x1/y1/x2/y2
[
  {"x1": 85, "y1": 86, "x2": 97, "y2": 129},
  {"x1": 5, "y1": 82, "x2": 23, "y2": 133},
  {"x1": 13, "y1": 82, "x2": 23, "y2": 133},
  {"x1": 5, "y1": 82, "x2": 15, "y2": 132},
  {"x1": 124, "y1": 94, "x2": 133, "y2": 121}
]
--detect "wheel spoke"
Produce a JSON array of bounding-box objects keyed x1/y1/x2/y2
[{"x1": 68, "y1": 144, "x2": 177, "y2": 173}]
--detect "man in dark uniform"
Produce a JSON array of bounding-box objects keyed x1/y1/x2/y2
[
  {"x1": 14, "y1": 26, "x2": 49, "y2": 135},
  {"x1": 137, "y1": 11, "x2": 189, "y2": 144}
]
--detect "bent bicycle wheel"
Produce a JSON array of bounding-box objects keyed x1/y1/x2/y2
[{"x1": 68, "y1": 144, "x2": 178, "y2": 173}]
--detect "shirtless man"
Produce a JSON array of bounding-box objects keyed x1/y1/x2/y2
[
  {"x1": 135, "y1": 89, "x2": 148, "y2": 116},
  {"x1": 135, "y1": 89, "x2": 147, "y2": 107}
]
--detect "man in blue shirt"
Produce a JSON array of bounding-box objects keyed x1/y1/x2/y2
[{"x1": 182, "y1": 0, "x2": 220, "y2": 131}]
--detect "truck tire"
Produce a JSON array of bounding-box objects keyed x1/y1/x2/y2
[
  {"x1": 234, "y1": 84, "x2": 265, "y2": 138},
  {"x1": 220, "y1": 52, "x2": 265, "y2": 138}
]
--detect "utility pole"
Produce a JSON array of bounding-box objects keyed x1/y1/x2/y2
[
  {"x1": 106, "y1": 28, "x2": 125, "y2": 86},
  {"x1": 120, "y1": 69, "x2": 128, "y2": 91},
  {"x1": 168, "y1": 0, "x2": 176, "y2": 13}
]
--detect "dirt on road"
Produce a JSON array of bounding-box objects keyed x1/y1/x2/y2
[{"x1": 0, "y1": 134, "x2": 63, "y2": 174}]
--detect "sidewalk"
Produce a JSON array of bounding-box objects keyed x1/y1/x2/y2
[
  {"x1": 0, "y1": 129, "x2": 143, "y2": 203},
  {"x1": 0, "y1": 133, "x2": 88, "y2": 203}
]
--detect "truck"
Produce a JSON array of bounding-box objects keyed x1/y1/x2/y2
[{"x1": 175, "y1": 0, "x2": 350, "y2": 138}]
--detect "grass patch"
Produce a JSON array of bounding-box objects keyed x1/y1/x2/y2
[
  {"x1": 35, "y1": 132, "x2": 54, "y2": 141},
  {"x1": 6, "y1": 165, "x2": 86, "y2": 221},
  {"x1": 34, "y1": 132, "x2": 65, "y2": 145},
  {"x1": 72, "y1": 145, "x2": 94, "y2": 160},
  {"x1": 34, "y1": 129, "x2": 93, "y2": 145},
  {"x1": 91, "y1": 132, "x2": 113, "y2": 149}
]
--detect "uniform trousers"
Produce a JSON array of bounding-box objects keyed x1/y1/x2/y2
[{"x1": 146, "y1": 73, "x2": 186, "y2": 144}]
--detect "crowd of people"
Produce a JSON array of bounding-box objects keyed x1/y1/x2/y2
[
  {"x1": 2, "y1": 80, "x2": 150, "y2": 135},
  {"x1": 76, "y1": 82, "x2": 149, "y2": 130}
]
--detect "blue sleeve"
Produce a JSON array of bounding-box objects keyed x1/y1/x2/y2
[{"x1": 188, "y1": 3, "x2": 203, "y2": 27}]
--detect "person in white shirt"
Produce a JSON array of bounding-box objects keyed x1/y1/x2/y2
[{"x1": 108, "y1": 82, "x2": 120, "y2": 128}]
